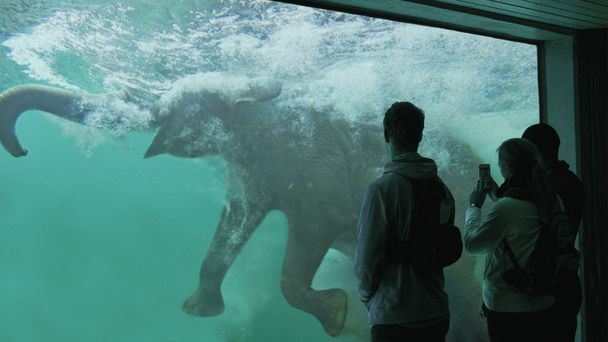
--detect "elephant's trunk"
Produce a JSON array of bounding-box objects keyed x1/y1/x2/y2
[{"x1": 0, "y1": 84, "x2": 89, "y2": 157}]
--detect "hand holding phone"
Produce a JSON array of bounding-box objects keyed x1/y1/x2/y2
[{"x1": 479, "y1": 164, "x2": 492, "y2": 191}]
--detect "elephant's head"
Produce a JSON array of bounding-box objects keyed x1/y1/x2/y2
[{"x1": 142, "y1": 73, "x2": 282, "y2": 159}]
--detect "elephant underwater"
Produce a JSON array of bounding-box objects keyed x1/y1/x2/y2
[{"x1": 0, "y1": 73, "x2": 485, "y2": 340}]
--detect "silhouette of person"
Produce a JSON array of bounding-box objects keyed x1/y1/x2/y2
[
  {"x1": 355, "y1": 102, "x2": 452, "y2": 342},
  {"x1": 523, "y1": 123, "x2": 584, "y2": 342},
  {"x1": 465, "y1": 138, "x2": 556, "y2": 342}
]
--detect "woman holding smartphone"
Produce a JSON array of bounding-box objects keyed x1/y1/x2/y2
[{"x1": 464, "y1": 138, "x2": 556, "y2": 342}]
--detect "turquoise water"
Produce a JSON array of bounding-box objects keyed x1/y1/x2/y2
[{"x1": 0, "y1": 1, "x2": 538, "y2": 341}]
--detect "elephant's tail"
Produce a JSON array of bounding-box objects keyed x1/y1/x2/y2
[{"x1": 0, "y1": 84, "x2": 88, "y2": 157}]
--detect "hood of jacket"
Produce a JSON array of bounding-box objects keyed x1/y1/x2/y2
[{"x1": 382, "y1": 152, "x2": 438, "y2": 180}]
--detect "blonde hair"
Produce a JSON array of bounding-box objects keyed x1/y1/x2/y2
[{"x1": 498, "y1": 138, "x2": 556, "y2": 220}]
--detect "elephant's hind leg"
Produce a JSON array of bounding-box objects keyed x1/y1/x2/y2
[
  {"x1": 182, "y1": 196, "x2": 269, "y2": 317},
  {"x1": 280, "y1": 224, "x2": 348, "y2": 337}
]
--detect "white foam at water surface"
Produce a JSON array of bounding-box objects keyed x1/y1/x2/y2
[{"x1": 3, "y1": 1, "x2": 538, "y2": 126}]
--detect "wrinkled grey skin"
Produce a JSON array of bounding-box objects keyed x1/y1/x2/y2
[{"x1": 0, "y1": 76, "x2": 485, "y2": 340}]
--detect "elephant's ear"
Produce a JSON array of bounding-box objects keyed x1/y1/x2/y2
[
  {"x1": 145, "y1": 115, "x2": 185, "y2": 158},
  {"x1": 144, "y1": 125, "x2": 171, "y2": 158}
]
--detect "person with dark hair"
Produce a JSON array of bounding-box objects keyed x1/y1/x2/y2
[
  {"x1": 355, "y1": 102, "x2": 453, "y2": 342},
  {"x1": 522, "y1": 123, "x2": 584, "y2": 342},
  {"x1": 464, "y1": 138, "x2": 556, "y2": 342}
]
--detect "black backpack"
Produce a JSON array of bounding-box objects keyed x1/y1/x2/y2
[
  {"x1": 388, "y1": 175, "x2": 463, "y2": 270},
  {"x1": 502, "y1": 197, "x2": 580, "y2": 294}
]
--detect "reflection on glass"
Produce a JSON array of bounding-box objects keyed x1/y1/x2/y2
[{"x1": 0, "y1": 1, "x2": 537, "y2": 341}]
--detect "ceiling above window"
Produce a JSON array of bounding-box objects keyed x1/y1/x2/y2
[{"x1": 277, "y1": 0, "x2": 608, "y2": 42}]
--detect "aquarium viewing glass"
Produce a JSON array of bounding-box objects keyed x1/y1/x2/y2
[{"x1": 0, "y1": 1, "x2": 538, "y2": 341}]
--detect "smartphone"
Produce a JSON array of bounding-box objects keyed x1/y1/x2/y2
[{"x1": 479, "y1": 164, "x2": 491, "y2": 191}]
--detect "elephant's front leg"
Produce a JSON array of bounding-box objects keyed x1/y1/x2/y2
[
  {"x1": 280, "y1": 215, "x2": 348, "y2": 337},
  {"x1": 182, "y1": 194, "x2": 269, "y2": 317}
]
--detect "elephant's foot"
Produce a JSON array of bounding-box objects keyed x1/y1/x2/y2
[
  {"x1": 182, "y1": 285, "x2": 225, "y2": 317},
  {"x1": 314, "y1": 288, "x2": 348, "y2": 337},
  {"x1": 281, "y1": 281, "x2": 348, "y2": 337}
]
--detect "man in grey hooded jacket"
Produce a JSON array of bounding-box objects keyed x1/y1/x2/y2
[{"x1": 355, "y1": 102, "x2": 451, "y2": 341}]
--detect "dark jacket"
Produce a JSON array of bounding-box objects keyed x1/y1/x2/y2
[
  {"x1": 547, "y1": 160, "x2": 584, "y2": 312},
  {"x1": 547, "y1": 160, "x2": 584, "y2": 235}
]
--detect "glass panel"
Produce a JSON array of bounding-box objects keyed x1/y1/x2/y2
[{"x1": 0, "y1": 1, "x2": 538, "y2": 341}]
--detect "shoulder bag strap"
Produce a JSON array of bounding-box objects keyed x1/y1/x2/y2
[{"x1": 502, "y1": 239, "x2": 522, "y2": 270}]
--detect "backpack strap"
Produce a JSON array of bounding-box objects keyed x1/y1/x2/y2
[
  {"x1": 387, "y1": 173, "x2": 452, "y2": 235},
  {"x1": 386, "y1": 172, "x2": 414, "y2": 242},
  {"x1": 501, "y1": 237, "x2": 533, "y2": 290},
  {"x1": 502, "y1": 238, "x2": 522, "y2": 270}
]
